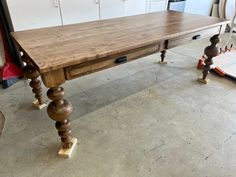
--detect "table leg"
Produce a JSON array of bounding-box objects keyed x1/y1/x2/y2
[
  {"x1": 159, "y1": 50, "x2": 167, "y2": 64},
  {"x1": 24, "y1": 65, "x2": 47, "y2": 109},
  {"x1": 198, "y1": 34, "x2": 219, "y2": 84},
  {"x1": 47, "y1": 86, "x2": 77, "y2": 158}
]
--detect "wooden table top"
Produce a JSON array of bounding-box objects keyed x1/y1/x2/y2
[{"x1": 11, "y1": 11, "x2": 229, "y2": 73}]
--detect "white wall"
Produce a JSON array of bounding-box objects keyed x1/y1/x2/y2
[
  {"x1": 5, "y1": 0, "x2": 62, "y2": 31},
  {"x1": 3, "y1": 0, "x2": 168, "y2": 31},
  {"x1": 185, "y1": 0, "x2": 217, "y2": 16}
]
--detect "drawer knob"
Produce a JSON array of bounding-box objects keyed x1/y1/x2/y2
[
  {"x1": 192, "y1": 35, "x2": 201, "y2": 40},
  {"x1": 115, "y1": 56, "x2": 128, "y2": 64}
]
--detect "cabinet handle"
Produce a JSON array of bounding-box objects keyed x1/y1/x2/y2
[
  {"x1": 192, "y1": 35, "x2": 201, "y2": 40},
  {"x1": 54, "y1": 0, "x2": 59, "y2": 7},
  {"x1": 115, "y1": 56, "x2": 128, "y2": 64}
]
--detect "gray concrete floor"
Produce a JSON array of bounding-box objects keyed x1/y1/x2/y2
[{"x1": 1, "y1": 35, "x2": 236, "y2": 177}]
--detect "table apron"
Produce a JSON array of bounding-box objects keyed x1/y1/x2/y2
[
  {"x1": 61, "y1": 25, "x2": 224, "y2": 81},
  {"x1": 168, "y1": 26, "x2": 222, "y2": 49},
  {"x1": 64, "y1": 41, "x2": 166, "y2": 80}
]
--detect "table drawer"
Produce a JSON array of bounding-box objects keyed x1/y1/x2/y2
[
  {"x1": 65, "y1": 43, "x2": 165, "y2": 80},
  {"x1": 168, "y1": 26, "x2": 221, "y2": 49}
]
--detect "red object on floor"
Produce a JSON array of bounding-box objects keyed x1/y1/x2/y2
[
  {"x1": 213, "y1": 67, "x2": 226, "y2": 77},
  {"x1": 197, "y1": 56, "x2": 206, "y2": 70},
  {"x1": 0, "y1": 19, "x2": 22, "y2": 81},
  {"x1": 1, "y1": 62, "x2": 22, "y2": 80}
]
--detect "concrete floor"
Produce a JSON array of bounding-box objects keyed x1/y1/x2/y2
[{"x1": 0, "y1": 35, "x2": 236, "y2": 177}]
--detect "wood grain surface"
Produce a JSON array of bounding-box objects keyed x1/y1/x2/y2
[{"x1": 11, "y1": 11, "x2": 229, "y2": 73}]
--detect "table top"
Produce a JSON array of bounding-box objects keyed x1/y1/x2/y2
[{"x1": 12, "y1": 11, "x2": 229, "y2": 73}]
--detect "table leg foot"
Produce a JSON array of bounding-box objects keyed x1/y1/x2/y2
[
  {"x1": 197, "y1": 78, "x2": 210, "y2": 84},
  {"x1": 32, "y1": 100, "x2": 47, "y2": 110},
  {"x1": 158, "y1": 60, "x2": 168, "y2": 64},
  {"x1": 58, "y1": 137, "x2": 78, "y2": 158}
]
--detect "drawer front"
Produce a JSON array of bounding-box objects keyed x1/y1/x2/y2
[
  {"x1": 168, "y1": 26, "x2": 221, "y2": 49},
  {"x1": 65, "y1": 42, "x2": 165, "y2": 80}
]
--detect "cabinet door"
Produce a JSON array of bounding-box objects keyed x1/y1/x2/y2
[
  {"x1": 185, "y1": 0, "x2": 214, "y2": 16},
  {"x1": 6, "y1": 0, "x2": 62, "y2": 31},
  {"x1": 169, "y1": 1, "x2": 186, "y2": 12},
  {"x1": 60, "y1": 0, "x2": 100, "y2": 25},
  {"x1": 147, "y1": 0, "x2": 167, "y2": 13},
  {"x1": 100, "y1": 0, "x2": 125, "y2": 20},
  {"x1": 125, "y1": 0, "x2": 147, "y2": 16}
]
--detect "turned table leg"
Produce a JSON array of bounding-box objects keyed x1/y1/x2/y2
[
  {"x1": 159, "y1": 50, "x2": 167, "y2": 64},
  {"x1": 198, "y1": 34, "x2": 219, "y2": 84},
  {"x1": 24, "y1": 65, "x2": 47, "y2": 109},
  {"x1": 47, "y1": 86, "x2": 77, "y2": 158}
]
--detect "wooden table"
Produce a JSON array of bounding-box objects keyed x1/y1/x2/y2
[{"x1": 11, "y1": 11, "x2": 229, "y2": 158}]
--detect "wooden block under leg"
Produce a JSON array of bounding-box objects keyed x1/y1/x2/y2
[
  {"x1": 32, "y1": 100, "x2": 47, "y2": 110},
  {"x1": 197, "y1": 78, "x2": 210, "y2": 84},
  {"x1": 158, "y1": 60, "x2": 168, "y2": 64},
  {"x1": 58, "y1": 137, "x2": 78, "y2": 158}
]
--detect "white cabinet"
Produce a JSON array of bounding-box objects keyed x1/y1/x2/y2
[
  {"x1": 100, "y1": 0, "x2": 152, "y2": 20},
  {"x1": 100, "y1": 0, "x2": 125, "y2": 20},
  {"x1": 169, "y1": 1, "x2": 186, "y2": 12},
  {"x1": 184, "y1": 0, "x2": 215, "y2": 16},
  {"x1": 147, "y1": 0, "x2": 167, "y2": 13},
  {"x1": 59, "y1": 0, "x2": 100, "y2": 25},
  {"x1": 6, "y1": 0, "x2": 62, "y2": 31},
  {"x1": 5, "y1": 0, "x2": 169, "y2": 31},
  {"x1": 125, "y1": 0, "x2": 147, "y2": 16}
]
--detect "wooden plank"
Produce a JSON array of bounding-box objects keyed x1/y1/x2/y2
[
  {"x1": 58, "y1": 137, "x2": 77, "y2": 158},
  {"x1": 11, "y1": 11, "x2": 230, "y2": 73}
]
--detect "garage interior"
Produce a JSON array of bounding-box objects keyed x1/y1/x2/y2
[{"x1": 0, "y1": 0, "x2": 236, "y2": 177}]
